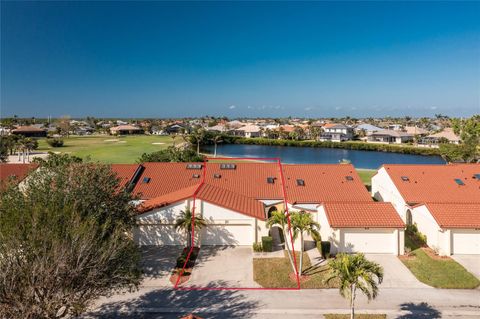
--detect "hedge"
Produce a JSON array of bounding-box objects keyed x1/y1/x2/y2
[{"x1": 262, "y1": 236, "x2": 273, "y2": 252}]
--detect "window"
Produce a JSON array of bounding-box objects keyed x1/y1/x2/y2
[
  {"x1": 454, "y1": 178, "x2": 465, "y2": 186},
  {"x1": 220, "y1": 163, "x2": 236, "y2": 170},
  {"x1": 401, "y1": 176, "x2": 409, "y2": 182},
  {"x1": 142, "y1": 177, "x2": 151, "y2": 184},
  {"x1": 296, "y1": 179, "x2": 305, "y2": 186},
  {"x1": 267, "y1": 177, "x2": 275, "y2": 184},
  {"x1": 345, "y1": 176, "x2": 354, "y2": 181},
  {"x1": 186, "y1": 164, "x2": 202, "y2": 169}
]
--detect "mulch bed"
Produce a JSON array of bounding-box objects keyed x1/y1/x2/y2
[
  {"x1": 400, "y1": 247, "x2": 451, "y2": 261},
  {"x1": 169, "y1": 247, "x2": 200, "y2": 286}
]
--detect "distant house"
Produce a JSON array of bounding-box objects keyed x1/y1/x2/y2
[
  {"x1": 319, "y1": 124, "x2": 353, "y2": 142},
  {"x1": 110, "y1": 125, "x2": 143, "y2": 135},
  {"x1": 355, "y1": 124, "x2": 382, "y2": 134},
  {"x1": 227, "y1": 120, "x2": 244, "y2": 129},
  {"x1": 420, "y1": 128, "x2": 461, "y2": 146},
  {"x1": 165, "y1": 124, "x2": 187, "y2": 134},
  {"x1": 388, "y1": 124, "x2": 403, "y2": 131},
  {"x1": 74, "y1": 126, "x2": 94, "y2": 136},
  {"x1": 234, "y1": 124, "x2": 262, "y2": 138},
  {"x1": 206, "y1": 124, "x2": 233, "y2": 134},
  {"x1": 11, "y1": 126, "x2": 47, "y2": 138},
  {"x1": 404, "y1": 126, "x2": 429, "y2": 136},
  {"x1": 367, "y1": 129, "x2": 413, "y2": 144}
]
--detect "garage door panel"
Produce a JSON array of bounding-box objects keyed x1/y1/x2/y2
[
  {"x1": 201, "y1": 224, "x2": 252, "y2": 246},
  {"x1": 134, "y1": 225, "x2": 186, "y2": 246},
  {"x1": 342, "y1": 229, "x2": 395, "y2": 254},
  {"x1": 452, "y1": 230, "x2": 480, "y2": 255}
]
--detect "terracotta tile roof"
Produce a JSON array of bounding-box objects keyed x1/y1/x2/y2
[
  {"x1": 0, "y1": 163, "x2": 38, "y2": 189},
  {"x1": 423, "y1": 203, "x2": 480, "y2": 228},
  {"x1": 139, "y1": 184, "x2": 200, "y2": 213},
  {"x1": 110, "y1": 164, "x2": 140, "y2": 188},
  {"x1": 12, "y1": 126, "x2": 46, "y2": 132},
  {"x1": 382, "y1": 164, "x2": 480, "y2": 204},
  {"x1": 110, "y1": 125, "x2": 142, "y2": 131},
  {"x1": 323, "y1": 202, "x2": 405, "y2": 228}
]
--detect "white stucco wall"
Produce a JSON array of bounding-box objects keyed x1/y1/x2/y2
[
  {"x1": 318, "y1": 205, "x2": 341, "y2": 254},
  {"x1": 136, "y1": 200, "x2": 190, "y2": 225},
  {"x1": 371, "y1": 167, "x2": 409, "y2": 221},
  {"x1": 411, "y1": 205, "x2": 447, "y2": 254}
]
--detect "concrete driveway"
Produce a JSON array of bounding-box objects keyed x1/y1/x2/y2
[
  {"x1": 140, "y1": 245, "x2": 183, "y2": 287},
  {"x1": 365, "y1": 254, "x2": 430, "y2": 288},
  {"x1": 184, "y1": 246, "x2": 260, "y2": 288},
  {"x1": 452, "y1": 255, "x2": 480, "y2": 279}
]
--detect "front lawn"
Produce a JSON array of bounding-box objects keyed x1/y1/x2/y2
[
  {"x1": 253, "y1": 252, "x2": 339, "y2": 288},
  {"x1": 325, "y1": 315, "x2": 386, "y2": 319},
  {"x1": 400, "y1": 248, "x2": 480, "y2": 289}
]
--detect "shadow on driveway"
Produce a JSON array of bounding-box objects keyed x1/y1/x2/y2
[{"x1": 396, "y1": 302, "x2": 442, "y2": 318}]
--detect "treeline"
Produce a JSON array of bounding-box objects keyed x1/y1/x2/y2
[{"x1": 228, "y1": 137, "x2": 444, "y2": 156}]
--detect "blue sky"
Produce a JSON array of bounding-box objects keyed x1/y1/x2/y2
[{"x1": 1, "y1": 1, "x2": 479, "y2": 118}]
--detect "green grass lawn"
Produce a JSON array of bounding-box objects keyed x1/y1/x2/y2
[
  {"x1": 37, "y1": 135, "x2": 173, "y2": 163},
  {"x1": 253, "y1": 252, "x2": 339, "y2": 288},
  {"x1": 400, "y1": 248, "x2": 479, "y2": 289},
  {"x1": 325, "y1": 315, "x2": 386, "y2": 319},
  {"x1": 355, "y1": 169, "x2": 376, "y2": 186}
]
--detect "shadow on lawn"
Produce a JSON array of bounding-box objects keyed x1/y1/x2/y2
[
  {"x1": 85, "y1": 281, "x2": 262, "y2": 319},
  {"x1": 396, "y1": 302, "x2": 442, "y2": 319}
]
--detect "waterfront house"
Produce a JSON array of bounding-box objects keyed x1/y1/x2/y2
[
  {"x1": 319, "y1": 123, "x2": 354, "y2": 142},
  {"x1": 367, "y1": 129, "x2": 413, "y2": 144}
]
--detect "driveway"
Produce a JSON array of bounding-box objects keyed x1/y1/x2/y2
[
  {"x1": 452, "y1": 255, "x2": 480, "y2": 279},
  {"x1": 140, "y1": 245, "x2": 183, "y2": 287},
  {"x1": 365, "y1": 254, "x2": 430, "y2": 288},
  {"x1": 184, "y1": 246, "x2": 260, "y2": 288}
]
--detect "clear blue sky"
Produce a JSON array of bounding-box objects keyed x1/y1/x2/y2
[{"x1": 1, "y1": 1, "x2": 479, "y2": 118}]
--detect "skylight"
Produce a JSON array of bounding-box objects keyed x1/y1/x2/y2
[
  {"x1": 454, "y1": 178, "x2": 465, "y2": 186},
  {"x1": 296, "y1": 179, "x2": 305, "y2": 186},
  {"x1": 142, "y1": 177, "x2": 151, "y2": 184},
  {"x1": 220, "y1": 163, "x2": 236, "y2": 170},
  {"x1": 473, "y1": 174, "x2": 480, "y2": 180},
  {"x1": 267, "y1": 177, "x2": 275, "y2": 184},
  {"x1": 345, "y1": 176, "x2": 354, "y2": 181},
  {"x1": 186, "y1": 164, "x2": 202, "y2": 169}
]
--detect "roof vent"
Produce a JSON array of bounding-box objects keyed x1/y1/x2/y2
[
  {"x1": 345, "y1": 176, "x2": 354, "y2": 181},
  {"x1": 401, "y1": 176, "x2": 409, "y2": 182},
  {"x1": 142, "y1": 177, "x2": 151, "y2": 184},
  {"x1": 473, "y1": 174, "x2": 480, "y2": 180},
  {"x1": 220, "y1": 163, "x2": 236, "y2": 170},
  {"x1": 267, "y1": 177, "x2": 275, "y2": 184},
  {"x1": 454, "y1": 178, "x2": 465, "y2": 186},
  {"x1": 296, "y1": 179, "x2": 305, "y2": 186},
  {"x1": 192, "y1": 174, "x2": 200, "y2": 179},
  {"x1": 186, "y1": 164, "x2": 203, "y2": 169},
  {"x1": 214, "y1": 173, "x2": 221, "y2": 179}
]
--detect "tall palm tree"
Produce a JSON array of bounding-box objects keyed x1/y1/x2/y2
[
  {"x1": 174, "y1": 207, "x2": 207, "y2": 247},
  {"x1": 190, "y1": 129, "x2": 205, "y2": 155},
  {"x1": 290, "y1": 211, "x2": 320, "y2": 276},
  {"x1": 211, "y1": 134, "x2": 223, "y2": 157},
  {"x1": 171, "y1": 134, "x2": 177, "y2": 147},
  {"x1": 266, "y1": 210, "x2": 296, "y2": 274},
  {"x1": 327, "y1": 253, "x2": 384, "y2": 319}
]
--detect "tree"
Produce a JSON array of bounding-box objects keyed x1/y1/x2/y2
[
  {"x1": 290, "y1": 211, "x2": 320, "y2": 276},
  {"x1": 58, "y1": 115, "x2": 71, "y2": 137},
  {"x1": 266, "y1": 210, "x2": 296, "y2": 274},
  {"x1": 174, "y1": 207, "x2": 207, "y2": 247},
  {"x1": 327, "y1": 253, "x2": 384, "y2": 319},
  {"x1": 189, "y1": 128, "x2": 206, "y2": 155},
  {"x1": 138, "y1": 146, "x2": 204, "y2": 163},
  {"x1": 211, "y1": 134, "x2": 223, "y2": 157},
  {"x1": 440, "y1": 115, "x2": 480, "y2": 163},
  {"x1": 0, "y1": 137, "x2": 8, "y2": 162},
  {"x1": 0, "y1": 155, "x2": 141, "y2": 318}
]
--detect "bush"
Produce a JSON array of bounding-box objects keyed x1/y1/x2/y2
[
  {"x1": 46, "y1": 137, "x2": 64, "y2": 147},
  {"x1": 253, "y1": 242, "x2": 263, "y2": 252},
  {"x1": 320, "y1": 241, "x2": 331, "y2": 259},
  {"x1": 261, "y1": 236, "x2": 273, "y2": 252}
]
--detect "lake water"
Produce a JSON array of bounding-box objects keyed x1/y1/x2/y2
[{"x1": 202, "y1": 144, "x2": 445, "y2": 169}]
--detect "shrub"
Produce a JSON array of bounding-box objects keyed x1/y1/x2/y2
[
  {"x1": 253, "y1": 242, "x2": 263, "y2": 252},
  {"x1": 261, "y1": 236, "x2": 273, "y2": 252},
  {"x1": 46, "y1": 137, "x2": 64, "y2": 147},
  {"x1": 404, "y1": 246, "x2": 412, "y2": 256},
  {"x1": 320, "y1": 241, "x2": 331, "y2": 259}
]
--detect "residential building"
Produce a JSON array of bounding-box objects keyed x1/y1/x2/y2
[
  {"x1": 0, "y1": 163, "x2": 38, "y2": 190},
  {"x1": 110, "y1": 125, "x2": 143, "y2": 135},
  {"x1": 233, "y1": 124, "x2": 262, "y2": 138},
  {"x1": 319, "y1": 124, "x2": 354, "y2": 142},
  {"x1": 11, "y1": 125, "x2": 47, "y2": 138},
  {"x1": 420, "y1": 128, "x2": 461, "y2": 146},
  {"x1": 371, "y1": 164, "x2": 480, "y2": 255},
  {"x1": 367, "y1": 129, "x2": 413, "y2": 144}
]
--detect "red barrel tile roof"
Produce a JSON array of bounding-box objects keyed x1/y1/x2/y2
[
  {"x1": 423, "y1": 203, "x2": 480, "y2": 228},
  {"x1": 0, "y1": 163, "x2": 38, "y2": 189}
]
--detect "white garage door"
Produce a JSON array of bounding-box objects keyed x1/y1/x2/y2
[
  {"x1": 134, "y1": 225, "x2": 186, "y2": 246},
  {"x1": 342, "y1": 229, "x2": 396, "y2": 254},
  {"x1": 201, "y1": 224, "x2": 253, "y2": 246},
  {"x1": 452, "y1": 230, "x2": 480, "y2": 255}
]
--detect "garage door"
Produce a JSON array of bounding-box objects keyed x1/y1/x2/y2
[
  {"x1": 201, "y1": 224, "x2": 253, "y2": 246},
  {"x1": 452, "y1": 230, "x2": 480, "y2": 255},
  {"x1": 134, "y1": 225, "x2": 186, "y2": 246},
  {"x1": 342, "y1": 229, "x2": 395, "y2": 254}
]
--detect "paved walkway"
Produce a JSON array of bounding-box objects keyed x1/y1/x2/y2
[
  {"x1": 452, "y1": 255, "x2": 480, "y2": 280},
  {"x1": 306, "y1": 246, "x2": 324, "y2": 267},
  {"x1": 365, "y1": 254, "x2": 430, "y2": 288}
]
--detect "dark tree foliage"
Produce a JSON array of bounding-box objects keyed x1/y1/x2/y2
[
  {"x1": 138, "y1": 146, "x2": 204, "y2": 163},
  {"x1": 0, "y1": 155, "x2": 142, "y2": 318}
]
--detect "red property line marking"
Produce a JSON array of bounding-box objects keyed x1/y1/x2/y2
[{"x1": 174, "y1": 157, "x2": 299, "y2": 290}]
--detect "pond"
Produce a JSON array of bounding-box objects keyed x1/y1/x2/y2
[{"x1": 202, "y1": 144, "x2": 445, "y2": 169}]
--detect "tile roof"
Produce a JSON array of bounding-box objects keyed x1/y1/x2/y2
[
  {"x1": 423, "y1": 203, "x2": 480, "y2": 228},
  {"x1": 0, "y1": 163, "x2": 38, "y2": 189},
  {"x1": 382, "y1": 164, "x2": 480, "y2": 204},
  {"x1": 139, "y1": 184, "x2": 200, "y2": 213},
  {"x1": 323, "y1": 202, "x2": 405, "y2": 228},
  {"x1": 111, "y1": 164, "x2": 141, "y2": 188},
  {"x1": 12, "y1": 126, "x2": 46, "y2": 132}
]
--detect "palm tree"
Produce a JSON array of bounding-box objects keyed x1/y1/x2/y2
[
  {"x1": 189, "y1": 129, "x2": 205, "y2": 155},
  {"x1": 171, "y1": 134, "x2": 177, "y2": 147},
  {"x1": 327, "y1": 253, "x2": 384, "y2": 319},
  {"x1": 290, "y1": 211, "x2": 320, "y2": 276},
  {"x1": 211, "y1": 134, "x2": 223, "y2": 157},
  {"x1": 174, "y1": 207, "x2": 207, "y2": 247},
  {"x1": 266, "y1": 210, "x2": 296, "y2": 274}
]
